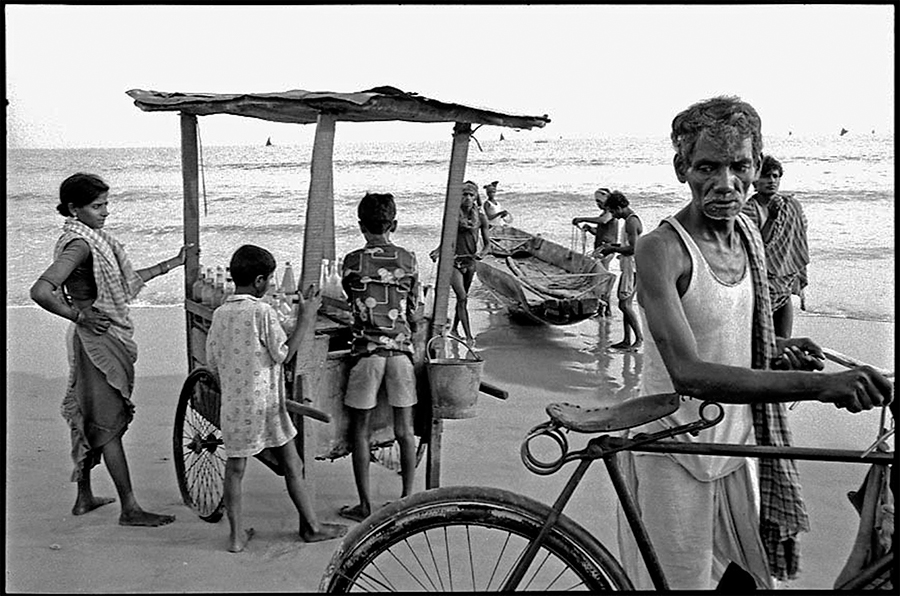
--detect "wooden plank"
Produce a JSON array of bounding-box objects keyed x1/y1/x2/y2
[
  {"x1": 426, "y1": 122, "x2": 471, "y2": 490},
  {"x1": 431, "y1": 122, "x2": 470, "y2": 340},
  {"x1": 180, "y1": 113, "x2": 200, "y2": 372},
  {"x1": 293, "y1": 334, "x2": 330, "y2": 495},
  {"x1": 300, "y1": 113, "x2": 336, "y2": 293}
]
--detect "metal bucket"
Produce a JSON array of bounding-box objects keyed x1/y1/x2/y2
[{"x1": 426, "y1": 335, "x2": 484, "y2": 419}]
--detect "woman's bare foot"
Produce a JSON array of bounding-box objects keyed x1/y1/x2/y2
[
  {"x1": 609, "y1": 340, "x2": 631, "y2": 350},
  {"x1": 301, "y1": 522, "x2": 348, "y2": 543},
  {"x1": 118, "y1": 509, "x2": 176, "y2": 527},
  {"x1": 72, "y1": 496, "x2": 116, "y2": 516},
  {"x1": 629, "y1": 339, "x2": 643, "y2": 351},
  {"x1": 228, "y1": 528, "x2": 255, "y2": 553}
]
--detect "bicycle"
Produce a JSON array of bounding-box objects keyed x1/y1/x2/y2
[{"x1": 320, "y1": 390, "x2": 894, "y2": 591}]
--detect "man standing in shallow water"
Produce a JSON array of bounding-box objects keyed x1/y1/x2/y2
[{"x1": 616, "y1": 95, "x2": 892, "y2": 590}]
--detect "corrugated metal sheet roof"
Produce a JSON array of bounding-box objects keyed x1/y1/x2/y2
[{"x1": 126, "y1": 85, "x2": 550, "y2": 129}]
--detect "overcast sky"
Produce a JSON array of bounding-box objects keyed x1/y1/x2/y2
[{"x1": 5, "y1": 4, "x2": 894, "y2": 148}]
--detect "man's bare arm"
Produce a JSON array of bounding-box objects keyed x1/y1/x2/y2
[{"x1": 635, "y1": 229, "x2": 891, "y2": 411}]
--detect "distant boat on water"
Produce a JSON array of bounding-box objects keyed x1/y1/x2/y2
[
  {"x1": 500, "y1": 133, "x2": 505, "y2": 141},
  {"x1": 840, "y1": 128, "x2": 848, "y2": 136},
  {"x1": 266, "y1": 137, "x2": 273, "y2": 146}
]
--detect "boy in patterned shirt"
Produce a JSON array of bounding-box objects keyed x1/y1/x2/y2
[
  {"x1": 338, "y1": 193, "x2": 421, "y2": 522},
  {"x1": 206, "y1": 244, "x2": 346, "y2": 552}
]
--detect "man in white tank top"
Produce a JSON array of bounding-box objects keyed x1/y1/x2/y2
[{"x1": 615, "y1": 96, "x2": 892, "y2": 591}]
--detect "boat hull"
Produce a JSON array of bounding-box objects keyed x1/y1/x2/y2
[{"x1": 476, "y1": 226, "x2": 615, "y2": 325}]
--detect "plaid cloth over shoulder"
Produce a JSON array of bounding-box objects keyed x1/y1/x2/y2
[
  {"x1": 742, "y1": 194, "x2": 810, "y2": 311},
  {"x1": 736, "y1": 212, "x2": 810, "y2": 580},
  {"x1": 54, "y1": 217, "x2": 145, "y2": 360}
]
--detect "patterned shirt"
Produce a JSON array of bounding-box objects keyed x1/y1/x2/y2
[
  {"x1": 206, "y1": 295, "x2": 297, "y2": 458},
  {"x1": 341, "y1": 241, "x2": 419, "y2": 357}
]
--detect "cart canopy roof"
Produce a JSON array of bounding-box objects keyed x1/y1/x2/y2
[{"x1": 127, "y1": 86, "x2": 550, "y2": 130}]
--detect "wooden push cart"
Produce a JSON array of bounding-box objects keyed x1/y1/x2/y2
[{"x1": 127, "y1": 86, "x2": 550, "y2": 521}]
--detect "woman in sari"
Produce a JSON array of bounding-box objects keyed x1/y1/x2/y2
[{"x1": 30, "y1": 173, "x2": 191, "y2": 526}]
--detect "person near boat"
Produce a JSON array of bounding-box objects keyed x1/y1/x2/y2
[
  {"x1": 572, "y1": 187, "x2": 619, "y2": 315},
  {"x1": 616, "y1": 95, "x2": 892, "y2": 591},
  {"x1": 430, "y1": 180, "x2": 490, "y2": 347},
  {"x1": 741, "y1": 154, "x2": 809, "y2": 338},
  {"x1": 29, "y1": 172, "x2": 187, "y2": 527},
  {"x1": 482, "y1": 180, "x2": 513, "y2": 227},
  {"x1": 340, "y1": 192, "x2": 421, "y2": 522},
  {"x1": 597, "y1": 191, "x2": 643, "y2": 349}
]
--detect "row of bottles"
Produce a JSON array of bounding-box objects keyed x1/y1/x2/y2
[
  {"x1": 191, "y1": 259, "x2": 351, "y2": 329},
  {"x1": 268, "y1": 262, "x2": 299, "y2": 332},
  {"x1": 191, "y1": 265, "x2": 234, "y2": 309},
  {"x1": 319, "y1": 258, "x2": 344, "y2": 299}
]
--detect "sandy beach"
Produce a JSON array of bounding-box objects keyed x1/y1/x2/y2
[{"x1": 5, "y1": 304, "x2": 894, "y2": 592}]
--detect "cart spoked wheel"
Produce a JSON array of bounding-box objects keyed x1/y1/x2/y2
[
  {"x1": 371, "y1": 437, "x2": 428, "y2": 473},
  {"x1": 174, "y1": 367, "x2": 225, "y2": 523}
]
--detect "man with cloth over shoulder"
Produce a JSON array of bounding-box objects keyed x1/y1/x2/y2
[
  {"x1": 742, "y1": 154, "x2": 809, "y2": 338},
  {"x1": 615, "y1": 96, "x2": 892, "y2": 591}
]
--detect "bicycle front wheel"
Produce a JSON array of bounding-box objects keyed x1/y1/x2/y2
[{"x1": 320, "y1": 485, "x2": 632, "y2": 592}]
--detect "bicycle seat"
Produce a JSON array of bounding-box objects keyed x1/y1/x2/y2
[{"x1": 546, "y1": 392, "x2": 681, "y2": 433}]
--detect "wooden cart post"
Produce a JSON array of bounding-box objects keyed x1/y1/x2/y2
[
  {"x1": 180, "y1": 113, "x2": 201, "y2": 365},
  {"x1": 300, "y1": 113, "x2": 337, "y2": 290},
  {"x1": 294, "y1": 113, "x2": 339, "y2": 491},
  {"x1": 425, "y1": 121, "x2": 472, "y2": 489}
]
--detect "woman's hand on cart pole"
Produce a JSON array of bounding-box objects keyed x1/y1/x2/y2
[{"x1": 177, "y1": 242, "x2": 198, "y2": 265}]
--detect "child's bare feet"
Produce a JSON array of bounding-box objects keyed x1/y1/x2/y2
[
  {"x1": 228, "y1": 528, "x2": 255, "y2": 553},
  {"x1": 72, "y1": 496, "x2": 116, "y2": 516},
  {"x1": 338, "y1": 503, "x2": 370, "y2": 522},
  {"x1": 301, "y1": 522, "x2": 348, "y2": 543},
  {"x1": 118, "y1": 509, "x2": 176, "y2": 527}
]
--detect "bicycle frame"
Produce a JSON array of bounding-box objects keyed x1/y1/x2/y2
[{"x1": 513, "y1": 402, "x2": 894, "y2": 591}]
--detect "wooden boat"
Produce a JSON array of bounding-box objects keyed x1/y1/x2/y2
[{"x1": 476, "y1": 225, "x2": 615, "y2": 325}]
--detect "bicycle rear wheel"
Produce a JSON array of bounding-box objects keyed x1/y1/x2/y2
[{"x1": 320, "y1": 485, "x2": 632, "y2": 592}]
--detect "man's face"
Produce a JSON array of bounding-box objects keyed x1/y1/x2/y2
[
  {"x1": 595, "y1": 190, "x2": 609, "y2": 211},
  {"x1": 681, "y1": 133, "x2": 758, "y2": 221},
  {"x1": 461, "y1": 185, "x2": 477, "y2": 209},
  {"x1": 752, "y1": 169, "x2": 781, "y2": 197}
]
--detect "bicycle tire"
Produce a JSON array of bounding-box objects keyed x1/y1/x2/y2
[
  {"x1": 320, "y1": 485, "x2": 632, "y2": 592},
  {"x1": 173, "y1": 367, "x2": 225, "y2": 523}
]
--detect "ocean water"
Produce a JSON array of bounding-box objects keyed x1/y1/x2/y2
[{"x1": 6, "y1": 134, "x2": 894, "y2": 323}]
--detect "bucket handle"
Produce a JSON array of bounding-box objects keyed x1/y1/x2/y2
[{"x1": 426, "y1": 334, "x2": 483, "y2": 362}]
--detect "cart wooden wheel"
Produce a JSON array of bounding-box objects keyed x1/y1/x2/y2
[{"x1": 173, "y1": 367, "x2": 225, "y2": 523}]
